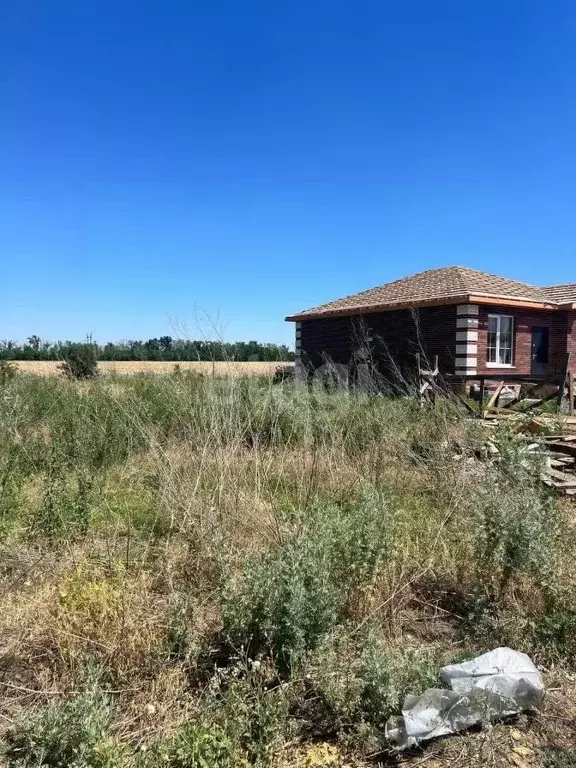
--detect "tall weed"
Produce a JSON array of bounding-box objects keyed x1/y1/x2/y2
[
  {"x1": 4, "y1": 682, "x2": 127, "y2": 768},
  {"x1": 220, "y1": 487, "x2": 396, "y2": 672}
]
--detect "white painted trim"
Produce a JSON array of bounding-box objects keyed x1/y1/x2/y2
[
  {"x1": 486, "y1": 363, "x2": 515, "y2": 369},
  {"x1": 455, "y1": 356, "x2": 478, "y2": 368},
  {"x1": 455, "y1": 369, "x2": 477, "y2": 376},
  {"x1": 456, "y1": 343, "x2": 478, "y2": 355},
  {"x1": 456, "y1": 330, "x2": 478, "y2": 342},
  {"x1": 457, "y1": 304, "x2": 479, "y2": 315},
  {"x1": 456, "y1": 317, "x2": 479, "y2": 329}
]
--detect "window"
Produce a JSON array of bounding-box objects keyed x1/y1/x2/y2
[{"x1": 487, "y1": 315, "x2": 514, "y2": 366}]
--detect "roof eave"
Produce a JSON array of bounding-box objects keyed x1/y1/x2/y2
[
  {"x1": 285, "y1": 294, "x2": 471, "y2": 322},
  {"x1": 468, "y1": 294, "x2": 559, "y2": 310},
  {"x1": 286, "y1": 292, "x2": 560, "y2": 322}
]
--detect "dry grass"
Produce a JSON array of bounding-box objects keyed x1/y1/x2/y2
[
  {"x1": 12, "y1": 360, "x2": 289, "y2": 377},
  {"x1": 0, "y1": 373, "x2": 574, "y2": 767}
]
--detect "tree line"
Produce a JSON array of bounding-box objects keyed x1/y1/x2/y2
[{"x1": 0, "y1": 336, "x2": 294, "y2": 362}]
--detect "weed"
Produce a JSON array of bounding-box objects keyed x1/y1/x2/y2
[
  {"x1": 541, "y1": 748, "x2": 576, "y2": 768},
  {"x1": 33, "y1": 458, "x2": 96, "y2": 540},
  {"x1": 143, "y1": 663, "x2": 289, "y2": 768},
  {"x1": 532, "y1": 609, "x2": 576, "y2": 664},
  {"x1": 220, "y1": 487, "x2": 395, "y2": 672},
  {"x1": 305, "y1": 630, "x2": 442, "y2": 746},
  {"x1": 0, "y1": 359, "x2": 18, "y2": 387},
  {"x1": 0, "y1": 372, "x2": 572, "y2": 766},
  {"x1": 470, "y1": 467, "x2": 559, "y2": 604},
  {"x1": 4, "y1": 684, "x2": 127, "y2": 768}
]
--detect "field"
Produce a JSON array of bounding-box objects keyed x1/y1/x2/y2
[
  {"x1": 12, "y1": 360, "x2": 287, "y2": 377},
  {"x1": 0, "y1": 369, "x2": 575, "y2": 767}
]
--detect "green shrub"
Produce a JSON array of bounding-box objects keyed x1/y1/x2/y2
[
  {"x1": 358, "y1": 641, "x2": 441, "y2": 723},
  {"x1": 143, "y1": 663, "x2": 289, "y2": 768},
  {"x1": 4, "y1": 687, "x2": 127, "y2": 768},
  {"x1": 147, "y1": 722, "x2": 239, "y2": 768},
  {"x1": 32, "y1": 457, "x2": 96, "y2": 540},
  {"x1": 0, "y1": 449, "x2": 26, "y2": 540},
  {"x1": 541, "y1": 748, "x2": 576, "y2": 768},
  {"x1": 0, "y1": 359, "x2": 18, "y2": 387},
  {"x1": 220, "y1": 487, "x2": 395, "y2": 672},
  {"x1": 532, "y1": 609, "x2": 576, "y2": 664},
  {"x1": 59, "y1": 343, "x2": 99, "y2": 380},
  {"x1": 470, "y1": 468, "x2": 559, "y2": 603},
  {"x1": 305, "y1": 631, "x2": 442, "y2": 745}
]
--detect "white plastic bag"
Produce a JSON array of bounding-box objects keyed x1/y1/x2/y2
[
  {"x1": 386, "y1": 648, "x2": 544, "y2": 751},
  {"x1": 442, "y1": 647, "x2": 543, "y2": 707}
]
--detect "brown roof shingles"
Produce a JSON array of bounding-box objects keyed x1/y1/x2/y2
[
  {"x1": 287, "y1": 266, "x2": 556, "y2": 321},
  {"x1": 542, "y1": 284, "x2": 576, "y2": 303}
]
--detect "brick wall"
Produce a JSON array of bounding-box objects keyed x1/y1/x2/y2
[
  {"x1": 476, "y1": 304, "x2": 569, "y2": 376},
  {"x1": 567, "y1": 311, "x2": 576, "y2": 365},
  {"x1": 299, "y1": 305, "x2": 457, "y2": 377},
  {"x1": 298, "y1": 304, "x2": 575, "y2": 382}
]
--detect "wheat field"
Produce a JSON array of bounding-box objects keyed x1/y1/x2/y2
[{"x1": 12, "y1": 360, "x2": 290, "y2": 376}]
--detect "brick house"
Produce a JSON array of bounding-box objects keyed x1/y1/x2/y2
[{"x1": 286, "y1": 266, "x2": 576, "y2": 384}]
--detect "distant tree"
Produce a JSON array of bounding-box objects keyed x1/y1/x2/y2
[
  {"x1": 0, "y1": 335, "x2": 293, "y2": 363},
  {"x1": 27, "y1": 335, "x2": 41, "y2": 350},
  {"x1": 58, "y1": 343, "x2": 99, "y2": 380}
]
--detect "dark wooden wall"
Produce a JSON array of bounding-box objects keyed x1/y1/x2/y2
[
  {"x1": 567, "y1": 311, "x2": 576, "y2": 365},
  {"x1": 298, "y1": 304, "x2": 575, "y2": 383},
  {"x1": 299, "y1": 305, "x2": 457, "y2": 380}
]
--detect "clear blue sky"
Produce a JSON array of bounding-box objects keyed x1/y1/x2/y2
[{"x1": 1, "y1": 1, "x2": 575, "y2": 347}]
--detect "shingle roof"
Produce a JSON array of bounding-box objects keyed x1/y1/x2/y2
[
  {"x1": 542, "y1": 284, "x2": 576, "y2": 303},
  {"x1": 287, "y1": 266, "x2": 556, "y2": 320}
]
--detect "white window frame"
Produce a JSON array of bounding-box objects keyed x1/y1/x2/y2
[{"x1": 486, "y1": 314, "x2": 515, "y2": 368}]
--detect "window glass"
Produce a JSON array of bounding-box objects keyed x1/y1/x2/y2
[
  {"x1": 486, "y1": 315, "x2": 513, "y2": 366},
  {"x1": 487, "y1": 316, "x2": 498, "y2": 363}
]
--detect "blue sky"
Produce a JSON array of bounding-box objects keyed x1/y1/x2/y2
[{"x1": 1, "y1": 1, "x2": 576, "y2": 346}]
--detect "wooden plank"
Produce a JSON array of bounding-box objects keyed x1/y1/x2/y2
[
  {"x1": 522, "y1": 389, "x2": 562, "y2": 413},
  {"x1": 545, "y1": 443, "x2": 576, "y2": 459},
  {"x1": 486, "y1": 381, "x2": 505, "y2": 409},
  {"x1": 503, "y1": 381, "x2": 545, "y2": 410},
  {"x1": 569, "y1": 369, "x2": 575, "y2": 416},
  {"x1": 549, "y1": 458, "x2": 576, "y2": 468},
  {"x1": 541, "y1": 468, "x2": 576, "y2": 488},
  {"x1": 557, "y1": 356, "x2": 570, "y2": 412},
  {"x1": 421, "y1": 373, "x2": 477, "y2": 415},
  {"x1": 479, "y1": 377, "x2": 486, "y2": 416},
  {"x1": 482, "y1": 405, "x2": 524, "y2": 416}
]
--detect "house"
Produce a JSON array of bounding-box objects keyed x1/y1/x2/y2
[{"x1": 285, "y1": 266, "x2": 576, "y2": 384}]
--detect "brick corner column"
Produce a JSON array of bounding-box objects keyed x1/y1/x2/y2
[
  {"x1": 294, "y1": 322, "x2": 303, "y2": 377},
  {"x1": 455, "y1": 305, "x2": 479, "y2": 376}
]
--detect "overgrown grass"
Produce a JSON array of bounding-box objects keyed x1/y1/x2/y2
[{"x1": 0, "y1": 371, "x2": 574, "y2": 766}]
